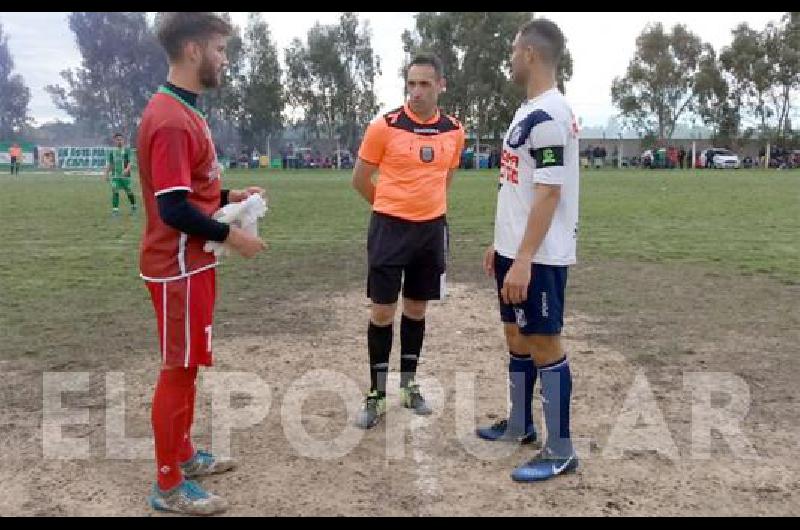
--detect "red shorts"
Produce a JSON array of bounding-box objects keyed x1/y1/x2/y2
[{"x1": 146, "y1": 268, "x2": 216, "y2": 368}]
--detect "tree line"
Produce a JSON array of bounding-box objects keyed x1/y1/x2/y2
[
  {"x1": 1, "y1": 12, "x2": 795, "y2": 151},
  {"x1": 1, "y1": 12, "x2": 570, "y2": 153},
  {"x1": 612, "y1": 12, "x2": 798, "y2": 146}
]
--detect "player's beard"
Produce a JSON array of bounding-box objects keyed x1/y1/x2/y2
[{"x1": 199, "y1": 55, "x2": 222, "y2": 90}]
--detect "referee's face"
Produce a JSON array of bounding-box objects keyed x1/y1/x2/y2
[{"x1": 406, "y1": 64, "x2": 444, "y2": 118}]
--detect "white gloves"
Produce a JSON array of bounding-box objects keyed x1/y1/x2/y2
[{"x1": 203, "y1": 193, "x2": 268, "y2": 258}]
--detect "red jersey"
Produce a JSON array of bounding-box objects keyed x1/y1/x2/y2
[{"x1": 137, "y1": 86, "x2": 222, "y2": 282}]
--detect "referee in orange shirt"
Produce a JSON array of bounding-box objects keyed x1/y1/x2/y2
[
  {"x1": 8, "y1": 143, "x2": 22, "y2": 175},
  {"x1": 352, "y1": 54, "x2": 465, "y2": 429}
]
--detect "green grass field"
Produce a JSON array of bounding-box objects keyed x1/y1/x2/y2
[{"x1": 1, "y1": 168, "x2": 798, "y2": 361}]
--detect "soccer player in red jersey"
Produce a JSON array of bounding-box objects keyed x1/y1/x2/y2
[{"x1": 138, "y1": 12, "x2": 266, "y2": 515}]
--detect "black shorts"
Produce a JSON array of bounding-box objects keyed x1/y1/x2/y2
[{"x1": 367, "y1": 212, "x2": 448, "y2": 304}]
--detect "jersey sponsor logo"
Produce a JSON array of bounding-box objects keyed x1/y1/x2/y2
[
  {"x1": 500, "y1": 148, "x2": 519, "y2": 184},
  {"x1": 420, "y1": 145, "x2": 435, "y2": 163}
]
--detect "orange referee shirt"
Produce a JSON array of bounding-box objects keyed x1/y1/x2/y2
[{"x1": 358, "y1": 104, "x2": 465, "y2": 222}]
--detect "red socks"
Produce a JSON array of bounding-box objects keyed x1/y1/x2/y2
[{"x1": 151, "y1": 366, "x2": 198, "y2": 491}]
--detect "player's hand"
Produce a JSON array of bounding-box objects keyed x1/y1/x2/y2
[
  {"x1": 501, "y1": 259, "x2": 531, "y2": 305},
  {"x1": 226, "y1": 226, "x2": 267, "y2": 258},
  {"x1": 229, "y1": 187, "x2": 266, "y2": 203},
  {"x1": 245, "y1": 186, "x2": 265, "y2": 197},
  {"x1": 483, "y1": 244, "x2": 495, "y2": 277}
]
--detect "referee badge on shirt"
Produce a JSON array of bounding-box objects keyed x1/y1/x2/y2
[{"x1": 420, "y1": 145, "x2": 435, "y2": 163}]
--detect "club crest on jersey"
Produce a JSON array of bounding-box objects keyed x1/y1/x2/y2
[{"x1": 420, "y1": 145, "x2": 434, "y2": 163}]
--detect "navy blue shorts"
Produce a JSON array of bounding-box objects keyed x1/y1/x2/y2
[{"x1": 494, "y1": 252, "x2": 568, "y2": 335}]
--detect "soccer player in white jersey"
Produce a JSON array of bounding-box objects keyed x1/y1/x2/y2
[{"x1": 476, "y1": 18, "x2": 581, "y2": 482}]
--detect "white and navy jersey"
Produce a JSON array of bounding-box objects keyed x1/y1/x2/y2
[{"x1": 493, "y1": 88, "x2": 580, "y2": 266}]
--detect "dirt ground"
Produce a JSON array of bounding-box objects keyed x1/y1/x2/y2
[{"x1": 1, "y1": 263, "x2": 798, "y2": 516}]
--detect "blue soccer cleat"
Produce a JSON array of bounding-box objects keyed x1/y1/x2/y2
[
  {"x1": 476, "y1": 418, "x2": 538, "y2": 445},
  {"x1": 180, "y1": 450, "x2": 237, "y2": 479},
  {"x1": 511, "y1": 447, "x2": 579, "y2": 482},
  {"x1": 147, "y1": 479, "x2": 228, "y2": 515}
]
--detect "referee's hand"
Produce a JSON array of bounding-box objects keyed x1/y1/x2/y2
[{"x1": 483, "y1": 244, "x2": 495, "y2": 277}]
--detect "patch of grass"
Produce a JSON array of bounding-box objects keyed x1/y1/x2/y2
[{"x1": 1, "y1": 168, "x2": 797, "y2": 361}]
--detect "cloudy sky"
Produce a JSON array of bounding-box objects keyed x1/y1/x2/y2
[{"x1": 0, "y1": 11, "x2": 788, "y2": 128}]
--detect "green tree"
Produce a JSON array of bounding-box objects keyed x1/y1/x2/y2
[
  {"x1": 239, "y1": 12, "x2": 283, "y2": 151},
  {"x1": 721, "y1": 24, "x2": 772, "y2": 136},
  {"x1": 611, "y1": 23, "x2": 709, "y2": 141},
  {"x1": 0, "y1": 22, "x2": 31, "y2": 138},
  {"x1": 764, "y1": 13, "x2": 799, "y2": 144},
  {"x1": 284, "y1": 12, "x2": 380, "y2": 152},
  {"x1": 45, "y1": 12, "x2": 167, "y2": 138},
  {"x1": 695, "y1": 45, "x2": 739, "y2": 145}
]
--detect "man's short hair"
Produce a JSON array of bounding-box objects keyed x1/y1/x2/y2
[
  {"x1": 155, "y1": 12, "x2": 233, "y2": 61},
  {"x1": 405, "y1": 53, "x2": 444, "y2": 79},
  {"x1": 517, "y1": 18, "x2": 565, "y2": 66},
  {"x1": 113, "y1": 132, "x2": 123, "y2": 138}
]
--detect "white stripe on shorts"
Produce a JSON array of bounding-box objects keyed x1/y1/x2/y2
[
  {"x1": 162, "y1": 283, "x2": 167, "y2": 365},
  {"x1": 184, "y1": 275, "x2": 191, "y2": 368}
]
